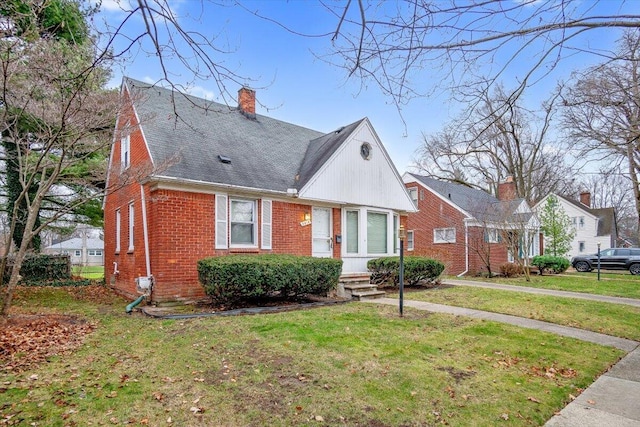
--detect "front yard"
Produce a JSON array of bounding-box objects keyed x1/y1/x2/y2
[{"x1": 0, "y1": 282, "x2": 627, "y2": 426}]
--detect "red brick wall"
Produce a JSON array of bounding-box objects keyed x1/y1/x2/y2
[
  {"x1": 104, "y1": 86, "x2": 153, "y2": 299},
  {"x1": 105, "y1": 88, "x2": 349, "y2": 302},
  {"x1": 404, "y1": 181, "x2": 510, "y2": 275}
]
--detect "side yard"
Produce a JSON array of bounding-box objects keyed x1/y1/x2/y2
[{"x1": 0, "y1": 284, "x2": 625, "y2": 426}]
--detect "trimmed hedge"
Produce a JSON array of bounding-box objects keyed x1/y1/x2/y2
[
  {"x1": 3, "y1": 254, "x2": 71, "y2": 285},
  {"x1": 367, "y1": 256, "x2": 444, "y2": 286},
  {"x1": 531, "y1": 255, "x2": 570, "y2": 275},
  {"x1": 197, "y1": 254, "x2": 343, "y2": 305}
]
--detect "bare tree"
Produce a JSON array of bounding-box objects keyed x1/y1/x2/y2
[
  {"x1": 562, "y1": 30, "x2": 640, "y2": 242},
  {"x1": 415, "y1": 84, "x2": 574, "y2": 203},
  {"x1": 326, "y1": 1, "x2": 640, "y2": 111},
  {"x1": 0, "y1": 0, "x2": 254, "y2": 317},
  {"x1": 577, "y1": 168, "x2": 637, "y2": 244}
]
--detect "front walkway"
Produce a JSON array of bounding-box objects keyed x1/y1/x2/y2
[{"x1": 363, "y1": 280, "x2": 640, "y2": 427}]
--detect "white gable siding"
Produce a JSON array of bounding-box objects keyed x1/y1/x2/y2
[
  {"x1": 299, "y1": 121, "x2": 415, "y2": 212},
  {"x1": 534, "y1": 194, "x2": 609, "y2": 259}
]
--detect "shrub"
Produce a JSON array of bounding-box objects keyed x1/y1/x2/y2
[
  {"x1": 197, "y1": 254, "x2": 342, "y2": 305},
  {"x1": 531, "y1": 255, "x2": 570, "y2": 275},
  {"x1": 499, "y1": 262, "x2": 523, "y2": 278},
  {"x1": 367, "y1": 256, "x2": 444, "y2": 287},
  {"x1": 3, "y1": 254, "x2": 71, "y2": 285}
]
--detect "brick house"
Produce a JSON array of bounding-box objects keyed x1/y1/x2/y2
[
  {"x1": 104, "y1": 78, "x2": 416, "y2": 302},
  {"x1": 402, "y1": 173, "x2": 540, "y2": 276}
]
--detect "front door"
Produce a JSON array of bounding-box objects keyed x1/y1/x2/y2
[{"x1": 312, "y1": 207, "x2": 333, "y2": 258}]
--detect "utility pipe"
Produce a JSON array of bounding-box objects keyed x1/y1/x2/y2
[
  {"x1": 126, "y1": 295, "x2": 145, "y2": 314},
  {"x1": 140, "y1": 185, "x2": 151, "y2": 277}
]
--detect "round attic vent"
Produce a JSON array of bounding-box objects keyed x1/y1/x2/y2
[{"x1": 360, "y1": 142, "x2": 372, "y2": 160}]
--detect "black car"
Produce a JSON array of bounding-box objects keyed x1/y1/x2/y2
[{"x1": 571, "y1": 248, "x2": 640, "y2": 275}]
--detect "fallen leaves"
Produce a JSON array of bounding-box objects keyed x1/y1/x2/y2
[{"x1": 1, "y1": 314, "x2": 96, "y2": 372}]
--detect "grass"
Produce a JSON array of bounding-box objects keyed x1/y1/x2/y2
[
  {"x1": 72, "y1": 265, "x2": 104, "y2": 280},
  {"x1": 447, "y1": 271, "x2": 640, "y2": 299},
  {"x1": 1, "y1": 286, "x2": 625, "y2": 426},
  {"x1": 395, "y1": 285, "x2": 640, "y2": 340}
]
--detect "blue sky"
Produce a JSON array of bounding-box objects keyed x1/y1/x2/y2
[{"x1": 96, "y1": 0, "x2": 635, "y2": 174}]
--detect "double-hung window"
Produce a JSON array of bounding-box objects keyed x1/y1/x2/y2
[
  {"x1": 230, "y1": 199, "x2": 257, "y2": 246},
  {"x1": 128, "y1": 202, "x2": 135, "y2": 251},
  {"x1": 121, "y1": 124, "x2": 130, "y2": 170},
  {"x1": 115, "y1": 209, "x2": 121, "y2": 253},
  {"x1": 407, "y1": 230, "x2": 415, "y2": 251},
  {"x1": 408, "y1": 187, "x2": 418, "y2": 207},
  {"x1": 434, "y1": 227, "x2": 456, "y2": 243},
  {"x1": 485, "y1": 229, "x2": 500, "y2": 243}
]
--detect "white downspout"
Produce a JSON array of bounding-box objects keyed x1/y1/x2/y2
[
  {"x1": 140, "y1": 185, "x2": 151, "y2": 277},
  {"x1": 457, "y1": 221, "x2": 469, "y2": 277}
]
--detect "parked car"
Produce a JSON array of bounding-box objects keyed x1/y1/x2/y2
[{"x1": 571, "y1": 248, "x2": 640, "y2": 275}]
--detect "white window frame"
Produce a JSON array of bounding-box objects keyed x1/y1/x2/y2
[
  {"x1": 121, "y1": 126, "x2": 130, "y2": 170},
  {"x1": 345, "y1": 209, "x2": 359, "y2": 254},
  {"x1": 408, "y1": 187, "x2": 418, "y2": 207},
  {"x1": 367, "y1": 210, "x2": 389, "y2": 254},
  {"x1": 128, "y1": 202, "x2": 135, "y2": 252},
  {"x1": 434, "y1": 227, "x2": 456, "y2": 244},
  {"x1": 407, "y1": 230, "x2": 414, "y2": 251},
  {"x1": 578, "y1": 216, "x2": 585, "y2": 229},
  {"x1": 230, "y1": 198, "x2": 258, "y2": 248},
  {"x1": 486, "y1": 229, "x2": 500, "y2": 243},
  {"x1": 115, "y1": 209, "x2": 121, "y2": 253},
  {"x1": 74, "y1": 250, "x2": 81, "y2": 257},
  {"x1": 342, "y1": 207, "x2": 397, "y2": 257},
  {"x1": 579, "y1": 241, "x2": 585, "y2": 252}
]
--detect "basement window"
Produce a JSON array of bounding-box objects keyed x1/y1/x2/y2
[{"x1": 218, "y1": 155, "x2": 231, "y2": 164}]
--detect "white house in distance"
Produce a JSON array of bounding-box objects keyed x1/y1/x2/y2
[
  {"x1": 533, "y1": 192, "x2": 617, "y2": 258},
  {"x1": 45, "y1": 237, "x2": 105, "y2": 266}
]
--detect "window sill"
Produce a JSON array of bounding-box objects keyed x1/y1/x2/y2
[{"x1": 230, "y1": 248, "x2": 260, "y2": 254}]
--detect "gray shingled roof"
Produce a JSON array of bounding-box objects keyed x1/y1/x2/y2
[
  {"x1": 46, "y1": 238, "x2": 104, "y2": 250},
  {"x1": 408, "y1": 173, "x2": 529, "y2": 223},
  {"x1": 125, "y1": 78, "x2": 364, "y2": 193},
  {"x1": 559, "y1": 195, "x2": 617, "y2": 237}
]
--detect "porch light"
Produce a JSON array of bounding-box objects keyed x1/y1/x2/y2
[{"x1": 303, "y1": 212, "x2": 311, "y2": 222}]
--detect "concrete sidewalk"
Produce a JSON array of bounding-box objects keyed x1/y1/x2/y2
[
  {"x1": 364, "y1": 295, "x2": 640, "y2": 426},
  {"x1": 442, "y1": 278, "x2": 640, "y2": 307}
]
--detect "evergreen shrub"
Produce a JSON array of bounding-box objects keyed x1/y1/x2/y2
[
  {"x1": 367, "y1": 256, "x2": 444, "y2": 287},
  {"x1": 531, "y1": 255, "x2": 570, "y2": 275},
  {"x1": 197, "y1": 254, "x2": 342, "y2": 305}
]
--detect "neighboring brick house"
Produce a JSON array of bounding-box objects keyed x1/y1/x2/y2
[
  {"x1": 104, "y1": 78, "x2": 416, "y2": 302},
  {"x1": 533, "y1": 192, "x2": 617, "y2": 258},
  {"x1": 402, "y1": 173, "x2": 540, "y2": 276}
]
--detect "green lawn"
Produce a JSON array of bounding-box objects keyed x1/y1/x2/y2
[
  {"x1": 447, "y1": 271, "x2": 640, "y2": 299},
  {"x1": 72, "y1": 265, "x2": 104, "y2": 280},
  {"x1": 395, "y1": 285, "x2": 640, "y2": 340},
  {"x1": 1, "y1": 286, "x2": 624, "y2": 426}
]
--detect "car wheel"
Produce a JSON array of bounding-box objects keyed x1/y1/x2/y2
[
  {"x1": 630, "y1": 264, "x2": 640, "y2": 275},
  {"x1": 574, "y1": 261, "x2": 591, "y2": 272}
]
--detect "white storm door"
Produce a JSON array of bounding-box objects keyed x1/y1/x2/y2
[{"x1": 312, "y1": 207, "x2": 333, "y2": 258}]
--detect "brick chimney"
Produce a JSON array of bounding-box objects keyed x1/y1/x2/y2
[
  {"x1": 579, "y1": 191, "x2": 591, "y2": 208},
  {"x1": 238, "y1": 87, "x2": 256, "y2": 119},
  {"x1": 497, "y1": 176, "x2": 517, "y2": 201}
]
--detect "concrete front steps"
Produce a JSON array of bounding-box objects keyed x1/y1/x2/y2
[{"x1": 338, "y1": 273, "x2": 386, "y2": 300}]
